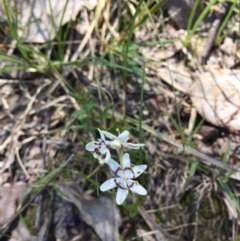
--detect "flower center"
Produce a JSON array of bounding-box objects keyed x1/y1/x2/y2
[
  {"x1": 114, "y1": 178, "x2": 127, "y2": 190},
  {"x1": 123, "y1": 167, "x2": 135, "y2": 179},
  {"x1": 111, "y1": 139, "x2": 122, "y2": 149},
  {"x1": 94, "y1": 140, "x2": 107, "y2": 156},
  {"x1": 99, "y1": 140, "x2": 105, "y2": 148}
]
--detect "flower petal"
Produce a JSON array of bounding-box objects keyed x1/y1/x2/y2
[
  {"x1": 104, "y1": 148, "x2": 111, "y2": 163},
  {"x1": 100, "y1": 178, "x2": 119, "y2": 191},
  {"x1": 116, "y1": 182, "x2": 129, "y2": 205},
  {"x1": 98, "y1": 149, "x2": 111, "y2": 164},
  {"x1": 122, "y1": 153, "x2": 131, "y2": 169},
  {"x1": 100, "y1": 144, "x2": 107, "y2": 153},
  {"x1": 105, "y1": 140, "x2": 112, "y2": 145},
  {"x1": 107, "y1": 159, "x2": 122, "y2": 174},
  {"x1": 127, "y1": 180, "x2": 147, "y2": 195},
  {"x1": 132, "y1": 165, "x2": 147, "y2": 178},
  {"x1": 85, "y1": 141, "x2": 97, "y2": 151},
  {"x1": 98, "y1": 159, "x2": 106, "y2": 164},
  {"x1": 118, "y1": 130, "x2": 129, "y2": 142},
  {"x1": 98, "y1": 128, "x2": 105, "y2": 141},
  {"x1": 102, "y1": 130, "x2": 116, "y2": 140},
  {"x1": 93, "y1": 152, "x2": 99, "y2": 158},
  {"x1": 126, "y1": 143, "x2": 145, "y2": 149}
]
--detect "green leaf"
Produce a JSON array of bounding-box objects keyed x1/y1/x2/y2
[
  {"x1": 100, "y1": 102, "x2": 114, "y2": 119},
  {"x1": 189, "y1": 160, "x2": 199, "y2": 176},
  {"x1": 123, "y1": 201, "x2": 138, "y2": 216}
]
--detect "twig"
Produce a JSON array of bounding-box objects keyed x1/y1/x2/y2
[
  {"x1": 15, "y1": 145, "x2": 30, "y2": 179},
  {"x1": 138, "y1": 205, "x2": 185, "y2": 241},
  {"x1": 41, "y1": 97, "x2": 49, "y2": 171}
]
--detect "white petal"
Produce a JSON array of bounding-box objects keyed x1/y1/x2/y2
[
  {"x1": 105, "y1": 140, "x2": 112, "y2": 145},
  {"x1": 104, "y1": 148, "x2": 111, "y2": 163},
  {"x1": 93, "y1": 152, "x2": 99, "y2": 158},
  {"x1": 126, "y1": 143, "x2": 145, "y2": 149},
  {"x1": 102, "y1": 131, "x2": 116, "y2": 140},
  {"x1": 127, "y1": 180, "x2": 147, "y2": 195},
  {"x1": 118, "y1": 130, "x2": 129, "y2": 142},
  {"x1": 122, "y1": 153, "x2": 131, "y2": 169},
  {"x1": 98, "y1": 128, "x2": 105, "y2": 141},
  {"x1": 98, "y1": 159, "x2": 105, "y2": 164},
  {"x1": 116, "y1": 183, "x2": 129, "y2": 205},
  {"x1": 100, "y1": 178, "x2": 119, "y2": 191},
  {"x1": 100, "y1": 144, "x2": 107, "y2": 153},
  {"x1": 98, "y1": 149, "x2": 111, "y2": 164},
  {"x1": 132, "y1": 165, "x2": 147, "y2": 178},
  {"x1": 107, "y1": 159, "x2": 121, "y2": 173},
  {"x1": 85, "y1": 141, "x2": 97, "y2": 151}
]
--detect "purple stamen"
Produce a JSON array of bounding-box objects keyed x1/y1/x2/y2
[{"x1": 98, "y1": 140, "x2": 105, "y2": 146}]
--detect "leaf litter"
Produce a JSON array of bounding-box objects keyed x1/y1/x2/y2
[{"x1": 0, "y1": 0, "x2": 240, "y2": 240}]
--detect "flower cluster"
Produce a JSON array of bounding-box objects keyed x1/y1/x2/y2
[{"x1": 86, "y1": 128, "x2": 147, "y2": 205}]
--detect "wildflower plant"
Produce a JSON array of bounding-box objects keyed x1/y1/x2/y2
[{"x1": 86, "y1": 128, "x2": 147, "y2": 205}]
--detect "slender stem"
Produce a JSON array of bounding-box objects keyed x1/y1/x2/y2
[{"x1": 119, "y1": 147, "x2": 124, "y2": 168}]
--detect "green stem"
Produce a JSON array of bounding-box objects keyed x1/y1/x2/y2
[{"x1": 118, "y1": 148, "x2": 124, "y2": 168}]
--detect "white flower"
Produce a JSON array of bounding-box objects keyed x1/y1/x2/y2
[
  {"x1": 100, "y1": 153, "x2": 147, "y2": 205},
  {"x1": 85, "y1": 129, "x2": 111, "y2": 164},
  {"x1": 102, "y1": 129, "x2": 145, "y2": 150}
]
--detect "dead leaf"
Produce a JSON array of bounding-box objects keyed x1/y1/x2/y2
[
  {"x1": 0, "y1": 154, "x2": 15, "y2": 173},
  {"x1": 10, "y1": 221, "x2": 36, "y2": 241},
  {"x1": 190, "y1": 69, "x2": 240, "y2": 130},
  {"x1": 58, "y1": 183, "x2": 122, "y2": 241},
  {"x1": 163, "y1": 0, "x2": 203, "y2": 29},
  {"x1": 158, "y1": 66, "x2": 193, "y2": 92},
  {"x1": 219, "y1": 35, "x2": 237, "y2": 67},
  {"x1": 145, "y1": 140, "x2": 157, "y2": 155},
  {"x1": 1, "y1": 0, "x2": 97, "y2": 43},
  {"x1": 230, "y1": 171, "x2": 240, "y2": 181},
  {"x1": 27, "y1": 145, "x2": 41, "y2": 159},
  {"x1": 0, "y1": 172, "x2": 10, "y2": 185},
  {"x1": 158, "y1": 67, "x2": 240, "y2": 131},
  {"x1": 0, "y1": 182, "x2": 35, "y2": 241},
  {"x1": 0, "y1": 184, "x2": 19, "y2": 225}
]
